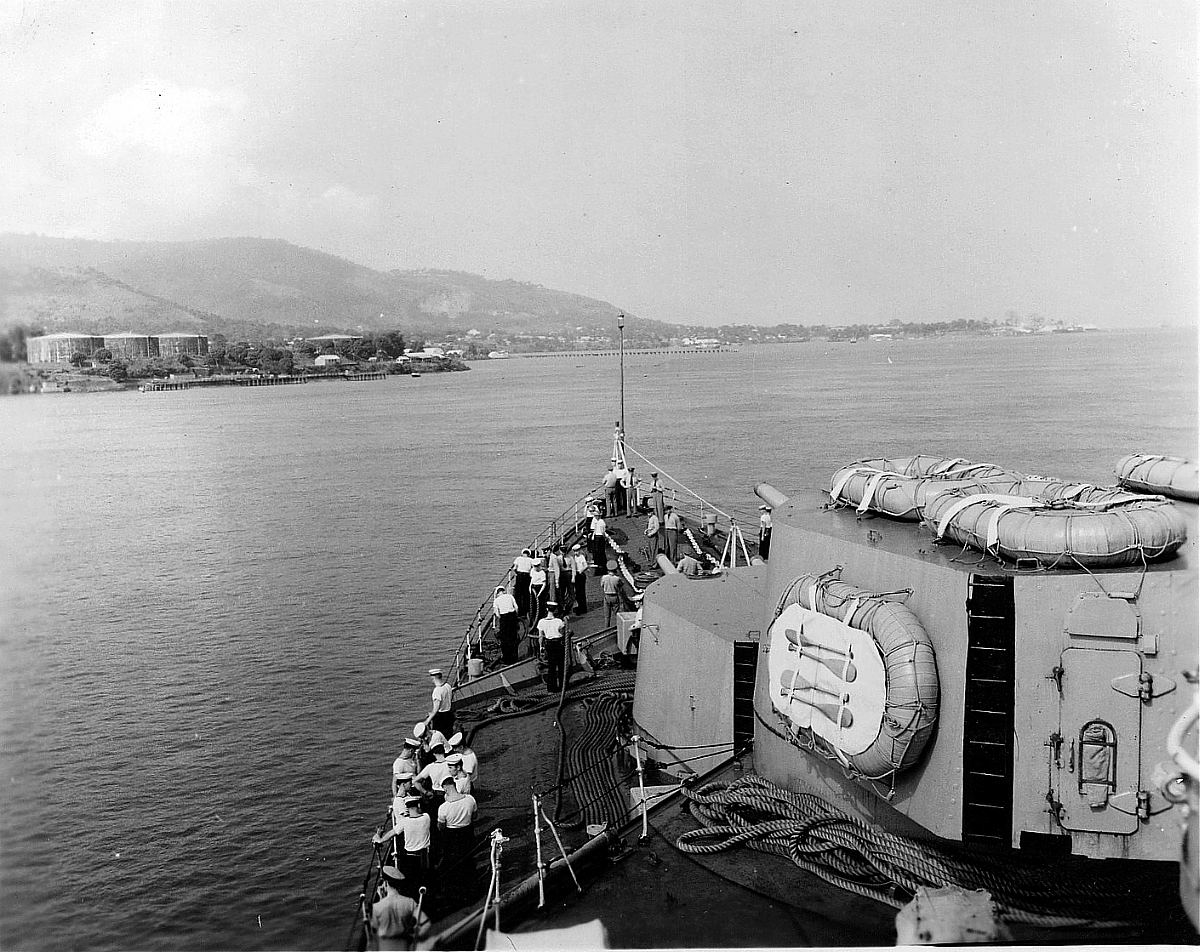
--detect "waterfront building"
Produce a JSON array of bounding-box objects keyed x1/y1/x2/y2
[
  {"x1": 104, "y1": 333, "x2": 159, "y2": 359},
  {"x1": 155, "y1": 333, "x2": 209, "y2": 357},
  {"x1": 26, "y1": 333, "x2": 106, "y2": 364},
  {"x1": 314, "y1": 354, "x2": 342, "y2": 367}
]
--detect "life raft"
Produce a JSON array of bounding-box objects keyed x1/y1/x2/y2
[
  {"x1": 923, "y1": 487, "x2": 1188, "y2": 568},
  {"x1": 829, "y1": 456, "x2": 1012, "y2": 520},
  {"x1": 1115, "y1": 454, "x2": 1199, "y2": 503},
  {"x1": 767, "y1": 573, "x2": 939, "y2": 779}
]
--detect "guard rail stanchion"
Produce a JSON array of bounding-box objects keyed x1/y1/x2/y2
[
  {"x1": 474, "y1": 828, "x2": 508, "y2": 950},
  {"x1": 632, "y1": 734, "x2": 649, "y2": 841},
  {"x1": 532, "y1": 793, "x2": 547, "y2": 908}
]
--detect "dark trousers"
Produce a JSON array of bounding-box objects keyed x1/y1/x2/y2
[
  {"x1": 514, "y1": 571, "x2": 530, "y2": 615},
  {"x1": 558, "y1": 576, "x2": 574, "y2": 614},
  {"x1": 438, "y1": 825, "x2": 476, "y2": 905},
  {"x1": 604, "y1": 595, "x2": 621, "y2": 628},
  {"x1": 574, "y1": 573, "x2": 588, "y2": 614},
  {"x1": 431, "y1": 709, "x2": 454, "y2": 739},
  {"x1": 760, "y1": 528, "x2": 771, "y2": 560},
  {"x1": 498, "y1": 612, "x2": 520, "y2": 664},
  {"x1": 590, "y1": 536, "x2": 605, "y2": 575},
  {"x1": 543, "y1": 637, "x2": 565, "y2": 691},
  {"x1": 528, "y1": 585, "x2": 545, "y2": 627},
  {"x1": 665, "y1": 527, "x2": 679, "y2": 561}
]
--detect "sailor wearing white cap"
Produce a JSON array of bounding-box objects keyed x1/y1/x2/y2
[
  {"x1": 492, "y1": 584, "x2": 520, "y2": 664},
  {"x1": 437, "y1": 776, "x2": 479, "y2": 905},
  {"x1": 392, "y1": 743, "x2": 420, "y2": 794},
  {"x1": 374, "y1": 796, "x2": 432, "y2": 893},
  {"x1": 411, "y1": 721, "x2": 446, "y2": 768},
  {"x1": 512, "y1": 548, "x2": 534, "y2": 617},
  {"x1": 570, "y1": 544, "x2": 589, "y2": 615},
  {"x1": 447, "y1": 732, "x2": 478, "y2": 785},
  {"x1": 425, "y1": 669, "x2": 455, "y2": 739},
  {"x1": 367, "y1": 864, "x2": 429, "y2": 951},
  {"x1": 536, "y1": 602, "x2": 567, "y2": 692},
  {"x1": 444, "y1": 752, "x2": 472, "y2": 794},
  {"x1": 758, "y1": 504, "x2": 773, "y2": 561}
]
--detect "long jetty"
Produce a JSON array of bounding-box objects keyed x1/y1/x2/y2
[
  {"x1": 139, "y1": 371, "x2": 389, "y2": 392},
  {"x1": 507, "y1": 346, "x2": 737, "y2": 359}
]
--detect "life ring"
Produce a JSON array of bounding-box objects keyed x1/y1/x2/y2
[
  {"x1": 1115, "y1": 454, "x2": 1199, "y2": 503},
  {"x1": 923, "y1": 487, "x2": 1188, "y2": 568},
  {"x1": 767, "y1": 573, "x2": 939, "y2": 779}
]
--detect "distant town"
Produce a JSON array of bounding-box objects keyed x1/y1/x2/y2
[{"x1": 0, "y1": 315, "x2": 1104, "y2": 395}]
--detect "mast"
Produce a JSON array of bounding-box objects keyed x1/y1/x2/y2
[{"x1": 617, "y1": 312, "x2": 626, "y2": 456}]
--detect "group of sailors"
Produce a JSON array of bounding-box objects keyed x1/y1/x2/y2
[{"x1": 365, "y1": 668, "x2": 480, "y2": 949}]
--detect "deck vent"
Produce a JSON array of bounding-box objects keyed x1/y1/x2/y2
[{"x1": 961, "y1": 575, "x2": 1016, "y2": 847}]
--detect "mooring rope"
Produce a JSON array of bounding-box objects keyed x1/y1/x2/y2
[{"x1": 677, "y1": 773, "x2": 1176, "y2": 929}]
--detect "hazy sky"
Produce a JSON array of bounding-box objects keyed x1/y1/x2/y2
[{"x1": 1, "y1": 1, "x2": 1194, "y2": 327}]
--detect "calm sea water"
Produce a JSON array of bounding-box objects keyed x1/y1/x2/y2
[{"x1": 0, "y1": 330, "x2": 1195, "y2": 950}]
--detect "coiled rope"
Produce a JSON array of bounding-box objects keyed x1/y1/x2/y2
[{"x1": 677, "y1": 773, "x2": 1175, "y2": 929}]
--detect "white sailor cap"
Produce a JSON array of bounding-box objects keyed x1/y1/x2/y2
[
  {"x1": 403, "y1": 737, "x2": 421, "y2": 748},
  {"x1": 428, "y1": 667, "x2": 443, "y2": 677},
  {"x1": 446, "y1": 753, "x2": 463, "y2": 765},
  {"x1": 381, "y1": 865, "x2": 405, "y2": 883},
  {"x1": 413, "y1": 722, "x2": 426, "y2": 738},
  {"x1": 448, "y1": 732, "x2": 464, "y2": 747}
]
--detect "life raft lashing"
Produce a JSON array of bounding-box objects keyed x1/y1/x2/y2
[
  {"x1": 767, "y1": 573, "x2": 939, "y2": 780},
  {"x1": 828, "y1": 456, "x2": 1011, "y2": 521},
  {"x1": 1115, "y1": 453, "x2": 1199, "y2": 503},
  {"x1": 922, "y1": 488, "x2": 1189, "y2": 569}
]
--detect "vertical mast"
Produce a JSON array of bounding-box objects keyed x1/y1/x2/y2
[{"x1": 617, "y1": 312, "x2": 626, "y2": 457}]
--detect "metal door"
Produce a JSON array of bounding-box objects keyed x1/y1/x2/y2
[{"x1": 1056, "y1": 647, "x2": 1142, "y2": 834}]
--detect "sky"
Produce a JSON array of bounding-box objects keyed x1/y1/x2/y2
[{"x1": 0, "y1": 1, "x2": 1194, "y2": 328}]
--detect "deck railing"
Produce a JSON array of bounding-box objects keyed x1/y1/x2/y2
[{"x1": 450, "y1": 483, "x2": 607, "y2": 685}]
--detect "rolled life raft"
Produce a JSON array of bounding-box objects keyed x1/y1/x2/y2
[
  {"x1": 767, "y1": 573, "x2": 938, "y2": 779},
  {"x1": 922, "y1": 487, "x2": 1188, "y2": 568},
  {"x1": 1115, "y1": 453, "x2": 1199, "y2": 503},
  {"x1": 828, "y1": 456, "x2": 1011, "y2": 520}
]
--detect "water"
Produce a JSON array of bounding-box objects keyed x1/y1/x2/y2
[{"x1": 0, "y1": 329, "x2": 1194, "y2": 950}]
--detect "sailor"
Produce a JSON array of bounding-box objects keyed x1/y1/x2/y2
[
  {"x1": 445, "y1": 752, "x2": 472, "y2": 794},
  {"x1": 527, "y1": 556, "x2": 547, "y2": 628},
  {"x1": 412, "y1": 720, "x2": 448, "y2": 769},
  {"x1": 644, "y1": 510, "x2": 662, "y2": 555},
  {"x1": 546, "y1": 545, "x2": 564, "y2": 607},
  {"x1": 512, "y1": 548, "x2": 534, "y2": 617},
  {"x1": 624, "y1": 466, "x2": 637, "y2": 516},
  {"x1": 425, "y1": 668, "x2": 455, "y2": 739},
  {"x1": 663, "y1": 506, "x2": 682, "y2": 561},
  {"x1": 392, "y1": 770, "x2": 416, "y2": 806},
  {"x1": 366, "y1": 865, "x2": 430, "y2": 952},
  {"x1": 612, "y1": 458, "x2": 629, "y2": 514},
  {"x1": 392, "y1": 739, "x2": 421, "y2": 794},
  {"x1": 447, "y1": 731, "x2": 478, "y2": 785},
  {"x1": 374, "y1": 796, "x2": 432, "y2": 892},
  {"x1": 589, "y1": 511, "x2": 607, "y2": 576},
  {"x1": 649, "y1": 473, "x2": 665, "y2": 522},
  {"x1": 676, "y1": 553, "x2": 704, "y2": 577},
  {"x1": 491, "y1": 584, "x2": 521, "y2": 664},
  {"x1": 758, "y1": 504, "x2": 773, "y2": 561},
  {"x1": 537, "y1": 602, "x2": 568, "y2": 692},
  {"x1": 570, "y1": 543, "x2": 589, "y2": 615},
  {"x1": 602, "y1": 462, "x2": 620, "y2": 516},
  {"x1": 600, "y1": 561, "x2": 625, "y2": 628},
  {"x1": 557, "y1": 545, "x2": 575, "y2": 615},
  {"x1": 413, "y1": 744, "x2": 453, "y2": 798},
  {"x1": 437, "y1": 776, "x2": 479, "y2": 904}
]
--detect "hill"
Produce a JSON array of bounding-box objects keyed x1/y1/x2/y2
[{"x1": 0, "y1": 235, "x2": 664, "y2": 342}]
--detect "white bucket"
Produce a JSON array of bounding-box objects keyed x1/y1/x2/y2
[{"x1": 467, "y1": 657, "x2": 485, "y2": 679}]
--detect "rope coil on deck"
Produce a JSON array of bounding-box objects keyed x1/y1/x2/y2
[{"x1": 677, "y1": 774, "x2": 1176, "y2": 929}]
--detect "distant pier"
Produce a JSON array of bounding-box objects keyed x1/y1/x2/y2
[
  {"x1": 139, "y1": 370, "x2": 390, "y2": 392},
  {"x1": 508, "y1": 347, "x2": 737, "y2": 359}
]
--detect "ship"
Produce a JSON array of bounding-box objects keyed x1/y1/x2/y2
[{"x1": 346, "y1": 327, "x2": 1199, "y2": 950}]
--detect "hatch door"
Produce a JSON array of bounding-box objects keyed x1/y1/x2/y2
[{"x1": 1055, "y1": 647, "x2": 1142, "y2": 835}]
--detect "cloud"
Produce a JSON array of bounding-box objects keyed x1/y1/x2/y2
[{"x1": 79, "y1": 79, "x2": 246, "y2": 160}]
